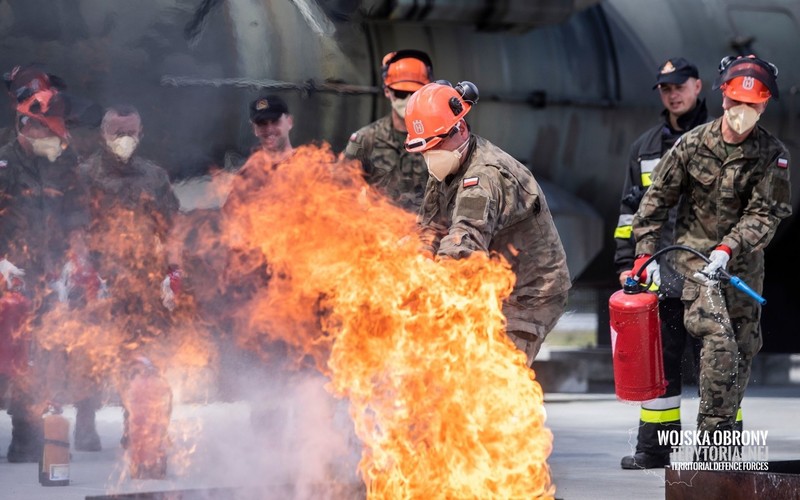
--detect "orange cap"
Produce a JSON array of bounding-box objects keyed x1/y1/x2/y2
[
  {"x1": 721, "y1": 75, "x2": 771, "y2": 104},
  {"x1": 404, "y1": 83, "x2": 472, "y2": 152},
  {"x1": 382, "y1": 50, "x2": 432, "y2": 92}
]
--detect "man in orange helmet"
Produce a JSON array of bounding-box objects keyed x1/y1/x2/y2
[
  {"x1": 405, "y1": 81, "x2": 571, "y2": 366},
  {"x1": 0, "y1": 89, "x2": 89, "y2": 462},
  {"x1": 632, "y1": 55, "x2": 791, "y2": 459},
  {"x1": 345, "y1": 50, "x2": 433, "y2": 212}
]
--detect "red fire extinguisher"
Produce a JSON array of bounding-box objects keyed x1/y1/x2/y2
[
  {"x1": 0, "y1": 288, "x2": 32, "y2": 378},
  {"x1": 608, "y1": 277, "x2": 666, "y2": 402},
  {"x1": 40, "y1": 408, "x2": 70, "y2": 486},
  {"x1": 122, "y1": 357, "x2": 173, "y2": 479}
]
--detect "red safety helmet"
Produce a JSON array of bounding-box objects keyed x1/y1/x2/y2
[
  {"x1": 382, "y1": 50, "x2": 433, "y2": 92},
  {"x1": 404, "y1": 81, "x2": 478, "y2": 152},
  {"x1": 16, "y1": 89, "x2": 69, "y2": 139}
]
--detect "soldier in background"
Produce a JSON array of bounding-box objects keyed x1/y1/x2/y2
[
  {"x1": 344, "y1": 50, "x2": 433, "y2": 213},
  {"x1": 632, "y1": 55, "x2": 791, "y2": 458},
  {"x1": 615, "y1": 57, "x2": 707, "y2": 470},
  {"x1": 406, "y1": 81, "x2": 571, "y2": 366},
  {"x1": 77, "y1": 105, "x2": 180, "y2": 450}
]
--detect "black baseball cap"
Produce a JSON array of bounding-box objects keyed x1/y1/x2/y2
[
  {"x1": 653, "y1": 58, "x2": 699, "y2": 89},
  {"x1": 249, "y1": 94, "x2": 289, "y2": 124}
]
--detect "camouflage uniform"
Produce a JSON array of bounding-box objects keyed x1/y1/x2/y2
[
  {"x1": 0, "y1": 139, "x2": 89, "y2": 461},
  {"x1": 344, "y1": 115, "x2": 428, "y2": 212},
  {"x1": 79, "y1": 150, "x2": 180, "y2": 340},
  {"x1": 420, "y1": 135, "x2": 571, "y2": 365},
  {"x1": 633, "y1": 118, "x2": 792, "y2": 434}
]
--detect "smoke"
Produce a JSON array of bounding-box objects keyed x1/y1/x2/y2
[{"x1": 171, "y1": 366, "x2": 363, "y2": 499}]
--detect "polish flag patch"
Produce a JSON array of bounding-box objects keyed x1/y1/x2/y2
[
  {"x1": 777, "y1": 157, "x2": 788, "y2": 169},
  {"x1": 0, "y1": 160, "x2": 6, "y2": 168},
  {"x1": 463, "y1": 177, "x2": 479, "y2": 188},
  {"x1": 349, "y1": 132, "x2": 358, "y2": 141}
]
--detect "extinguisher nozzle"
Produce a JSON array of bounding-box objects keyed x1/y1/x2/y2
[{"x1": 623, "y1": 276, "x2": 642, "y2": 293}]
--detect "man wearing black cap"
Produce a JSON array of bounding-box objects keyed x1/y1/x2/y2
[
  {"x1": 632, "y1": 55, "x2": 790, "y2": 462},
  {"x1": 615, "y1": 57, "x2": 708, "y2": 469},
  {"x1": 249, "y1": 94, "x2": 293, "y2": 162}
]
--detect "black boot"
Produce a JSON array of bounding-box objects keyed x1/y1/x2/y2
[
  {"x1": 7, "y1": 416, "x2": 43, "y2": 463},
  {"x1": 621, "y1": 420, "x2": 675, "y2": 470},
  {"x1": 74, "y1": 400, "x2": 101, "y2": 452}
]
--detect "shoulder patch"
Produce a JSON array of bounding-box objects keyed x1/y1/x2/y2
[
  {"x1": 0, "y1": 160, "x2": 7, "y2": 168},
  {"x1": 463, "y1": 176, "x2": 479, "y2": 188},
  {"x1": 777, "y1": 157, "x2": 788, "y2": 169}
]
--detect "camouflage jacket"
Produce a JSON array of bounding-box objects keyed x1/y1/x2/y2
[
  {"x1": 344, "y1": 115, "x2": 428, "y2": 212},
  {"x1": 633, "y1": 118, "x2": 792, "y2": 289},
  {"x1": 79, "y1": 150, "x2": 180, "y2": 241},
  {"x1": 0, "y1": 140, "x2": 89, "y2": 275},
  {"x1": 420, "y1": 135, "x2": 571, "y2": 306}
]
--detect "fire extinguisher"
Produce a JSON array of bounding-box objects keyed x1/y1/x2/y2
[
  {"x1": 123, "y1": 356, "x2": 173, "y2": 479},
  {"x1": 609, "y1": 276, "x2": 666, "y2": 402},
  {"x1": 40, "y1": 407, "x2": 70, "y2": 486},
  {"x1": 609, "y1": 245, "x2": 767, "y2": 403}
]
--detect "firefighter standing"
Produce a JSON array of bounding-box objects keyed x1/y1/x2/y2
[
  {"x1": 406, "y1": 81, "x2": 571, "y2": 366},
  {"x1": 616, "y1": 57, "x2": 707, "y2": 469},
  {"x1": 0, "y1": 89, "x2": 89, "y2": 462},
  {"x1": 344, "y1": 50, "x2": 433, "y2": 213},
  {"x1": 632, "y1": 56, "x2": 791, "y2": 453}
]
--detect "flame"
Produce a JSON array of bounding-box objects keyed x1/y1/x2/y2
[
  {"x1": 220, "y1": 144, "x2": 555, "y2": 498},
  {"x1": 33, "y1": 200, "x2": 216, "y2": 480}
]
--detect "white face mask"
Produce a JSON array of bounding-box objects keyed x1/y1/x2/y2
[
  {"x1": 108, "y1": 135, "x2": 139, "y2": 162},
  {"x1": 423, "y1": 138, "x2": 469, "y2": 182},
  {"x1": 724, "y1": 104, "x2": 761, "y2": 135},
  {"x1": 29, "y1": 136, "x2": 64, "y2": 162},
  {"x1": 391, "y1": 95, "x2": 410, "y2": 118}
]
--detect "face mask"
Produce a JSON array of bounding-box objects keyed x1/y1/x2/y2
[
  {"x1": 29, "y1": 136, "x2": 63, "y2": 162},
  {"x1": 108, "y1": 135, "x2": 139, "y2": 162},
  {"x1": 423, "y1": 138, "x2": 469, "y2": 182},
  {"x1": 724, "y1": 104, "x2": 761, "y2": 135},
  {"x1": 391, "y1": 95, "x2": 410, "y2": 118}
]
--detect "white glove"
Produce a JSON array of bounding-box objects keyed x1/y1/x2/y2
[
  {"x1": 700, "y1": 249, "x2": 730, "y2": 279},
  {"x1": 645, "y1": 260, "x2": 661, "y2": 288},
  {"x1": 161, "y1": 275, "x2": 176, "y2": 311},
  {"x1": 0, "y1": 258, "x2": 25, "y2": 289}
]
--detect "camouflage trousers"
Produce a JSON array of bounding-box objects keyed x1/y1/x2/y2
[
  {"x1": 506, "y1": 291, "x2": 569, "y2": 367},
  {"x1": 682, "y1": 279, "x2": 762, "y2": 434}
]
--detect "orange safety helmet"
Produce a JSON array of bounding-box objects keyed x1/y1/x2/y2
[
  {"x1": 16, "y1": 89, "x2": 69, "y2": 139},
  {"x1": 714, "y1": 55, "x2": 778, "y2": 103},
  {"x1": 721, "y1": 76, "x2": 771, "y2": 104},
  {"x1": 404, "y1": 81, "x2": 478, "y2": 152},
  {"x1": 382, "y1": 50, "x2": 433, "y2": 92}
]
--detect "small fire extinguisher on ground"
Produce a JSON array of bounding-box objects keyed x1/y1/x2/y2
[
  {"x1": 40, "y1": 407, "x2": 70, "y2": 486},
  {"x1": 123, "y1": 356, "x2": 173, "y2": 479}
]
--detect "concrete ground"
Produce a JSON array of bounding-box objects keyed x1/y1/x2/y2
[{"x1": 1, "y1": 385, "x2": 798, "y2": 500}]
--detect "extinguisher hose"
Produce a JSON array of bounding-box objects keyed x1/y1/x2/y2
[{"x1": 632, "y1": 244, "x2": 766, "y2": 306}]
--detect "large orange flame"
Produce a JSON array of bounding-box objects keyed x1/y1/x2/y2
[{"x1": 221, "y1": 144, "x2": 555, "y2": 498}]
